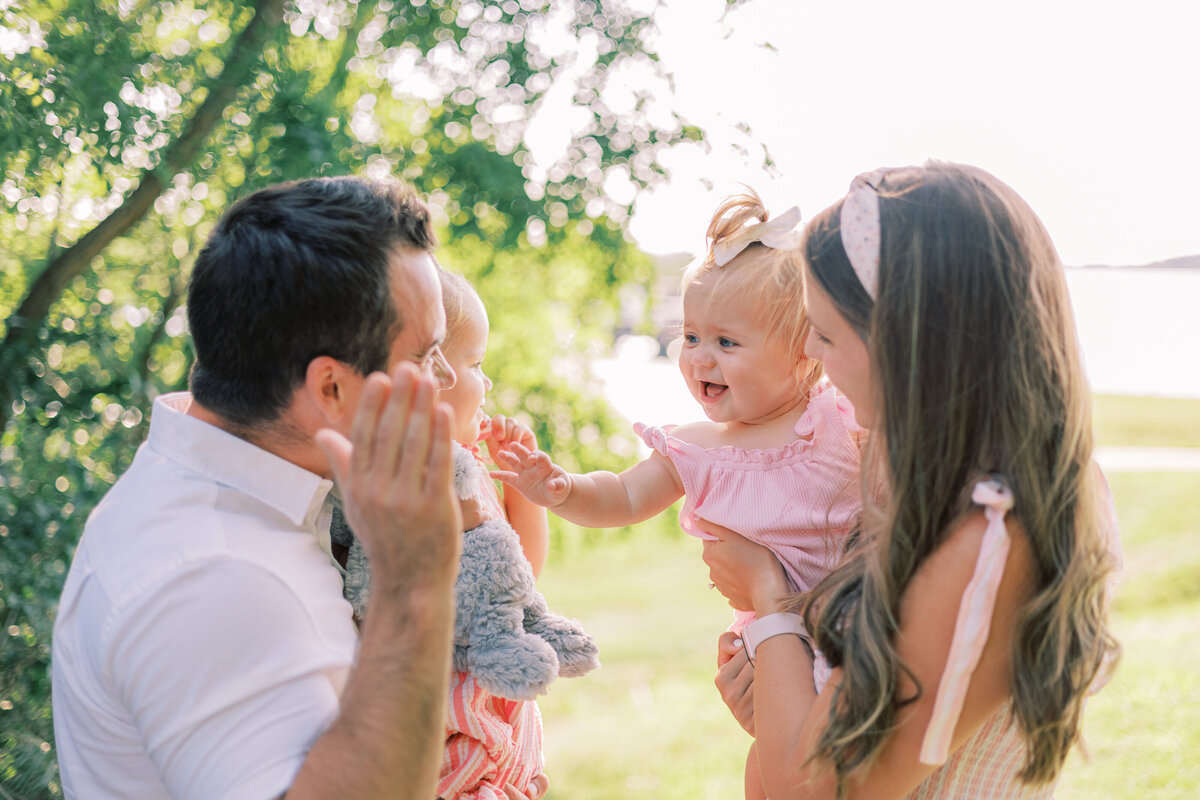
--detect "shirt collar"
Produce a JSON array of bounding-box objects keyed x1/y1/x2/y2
[{"x1": 147, "y1": 392, "x2": 334, "y2": 528}]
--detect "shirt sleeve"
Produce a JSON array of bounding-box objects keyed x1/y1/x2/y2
[{"x1": 106, "y1": 557, "x2": 353, "y2": 800}]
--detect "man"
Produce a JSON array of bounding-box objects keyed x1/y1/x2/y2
[{"x1": 53, "y1": 177, "x2": 465, "y2": 798}]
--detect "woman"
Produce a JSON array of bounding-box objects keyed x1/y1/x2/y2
[{"x1": 702, "y1": 162, "x2": 1121, "y2": 799}]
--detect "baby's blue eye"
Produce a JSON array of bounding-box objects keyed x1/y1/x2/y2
[
  {"x1": 719, "y1": 337, "x2": 737, "y2": 348},
  {"x1": 684, "y1": 333, "x2": 699, "y2": 344}
]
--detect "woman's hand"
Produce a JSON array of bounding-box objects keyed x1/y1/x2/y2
[
  {"x1": 715, "y1": 631, "x2": 756, "y2": 736},
  {"x1": 698, "y1": 518, "x2": 789, "y2": 615}
]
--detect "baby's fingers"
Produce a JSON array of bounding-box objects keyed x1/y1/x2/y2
[
  {"x1": 492, "y1": 446, "x2": 525, "y2": 470},
  {"x1": 505, "y1": 441, "x2": 534, "y2": 460},
  {"x1": 489, "y1": 469, "x2": 519, "y2": 485},
  {"x1": 490, "y1": 414, "x2": 514, "y2": 442},
  {"x1": 717, "y1": 631, "x2": 745, "y2": 668}
]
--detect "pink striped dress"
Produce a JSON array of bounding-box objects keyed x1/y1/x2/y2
[{"x1": 636, "y1": 383, "x2": 862, "y2": 605}]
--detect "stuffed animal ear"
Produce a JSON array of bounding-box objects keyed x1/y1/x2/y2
[{"x1": 451, "y1": 442, "x2": 483, "y2": 501}]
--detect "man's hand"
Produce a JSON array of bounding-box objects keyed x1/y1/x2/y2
[
  {"x1": 315, "y1": 362, "x2": 461, "y2": 594},
  {"x1": 490, "y1": 442, "x2": 571, "y2": 509}
]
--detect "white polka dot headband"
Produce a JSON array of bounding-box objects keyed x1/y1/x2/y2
[
  {"x1": 839, "y1": 169, "x2": 888, "y2": 299},
  {"x1": 711, "y1": 205, "x2": 803, "y2": 267}
]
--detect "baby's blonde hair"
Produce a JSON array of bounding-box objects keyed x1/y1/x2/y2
[
  {"x1": 683, "y1": 188, "x2": 823, "y2": 396},
  {"x1": 439, "y1": 268, "x2": 483, "y2": 341}
]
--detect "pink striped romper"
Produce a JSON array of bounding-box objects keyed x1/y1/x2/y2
[
  {"x1": 810, "y1": 476, "x2": 1122, "y2": 799},
  {"x1": 636, "y1": 382, "x2": 862, "y2": 626},
  {"x1": 438, "y1": 448, "x2": 546, "y2": 800},
  {"x1": 439, "y1": 672, "x2": 545, "y2": 800}
]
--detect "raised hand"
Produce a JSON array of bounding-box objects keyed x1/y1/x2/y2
[
  {"x1": 490, "y1": 442, "x2": 572, "y2": 509},
  {"x1": 315, "y1": 362, "x2": 462, "y2": 594}
]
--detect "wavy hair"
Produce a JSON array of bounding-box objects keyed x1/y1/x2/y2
[
  {"x1": 800, "y1": 163, "x2": 1120, "y2": 791},
  {"x1": 682, "y1": 188, "x2": 823, "y2": 397}
]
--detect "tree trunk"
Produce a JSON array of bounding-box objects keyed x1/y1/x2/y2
[{"x1": 0, "y1": 0, "x2": 285, "y2": 432}]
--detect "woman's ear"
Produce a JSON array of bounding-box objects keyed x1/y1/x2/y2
[{"x1": 304, "y1": 356, "x2": 360, "y2": 426}]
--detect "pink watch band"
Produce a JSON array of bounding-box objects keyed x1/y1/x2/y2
[{"x1": 743, "y1": 613, "x2": 807, "y2": 664}]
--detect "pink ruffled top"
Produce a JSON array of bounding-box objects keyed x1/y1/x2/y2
[{"x1": 635, "y1": 383, "x2": 862, "y2": 595}]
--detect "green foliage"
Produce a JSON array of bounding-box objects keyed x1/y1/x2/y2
[{"x1": 1, "y1": 1, "x2": 709, "y2": 795}]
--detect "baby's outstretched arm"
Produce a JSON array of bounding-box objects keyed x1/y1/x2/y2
[{"x1": 492, "y1": 443, "x2": 684, "y2": 529}]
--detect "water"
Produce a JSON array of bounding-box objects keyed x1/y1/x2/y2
[
  {"x1": 595, "y1": 268, "x2": 1200, "y2": 430},
  {"x1": 1066, "y1": 268, "x2": 1200, "y2": 398}
]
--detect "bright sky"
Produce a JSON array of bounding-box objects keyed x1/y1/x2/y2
[{"x1": 619, "y1": 0, "x2": 1200, "y2": 267}]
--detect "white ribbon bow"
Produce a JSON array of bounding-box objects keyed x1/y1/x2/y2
[{"x1": 711, "y1": 205, "x2": 803, "y2": 267}]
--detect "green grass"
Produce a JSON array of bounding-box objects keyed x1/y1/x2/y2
[
  {"x1": 1055, "y1": 471, "x2": 1200, "y2": 799},
  {"x1": 1093, "y1": 393, "x2": 1200, "y2": 447},
  {"x1": 535, "y1": 462, "x2": 1200, "y2": 798},
  {"x1": 537, "y1": 531, "x2": 748, "y2": 799}
]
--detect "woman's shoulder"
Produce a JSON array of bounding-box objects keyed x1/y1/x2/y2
[{"x1": 902, "y1": 485, "x2": 1036, "y2": 650}]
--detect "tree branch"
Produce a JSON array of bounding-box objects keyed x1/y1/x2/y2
[{"x1": 0, "y1": 0, "x2": 285, "y2": 431}]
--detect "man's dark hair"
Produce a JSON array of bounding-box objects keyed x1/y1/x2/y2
[{"x1": 187, "y1": 176, "x2": 437, "y2": 428}]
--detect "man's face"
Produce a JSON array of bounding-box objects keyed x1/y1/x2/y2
[
  {"x1": 328, "y1": 248, "x2": 454, "y2": 440},
  {"x1": 386, "y1": 247, "x2": 455, "y2": 387}
]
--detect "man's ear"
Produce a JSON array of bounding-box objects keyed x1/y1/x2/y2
[{"x1": 304, "y1": 356, "x2": 357, "y2": 425}]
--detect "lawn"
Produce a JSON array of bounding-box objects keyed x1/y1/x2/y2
[
  {"x1": 534, "y1": 394, "x2": 1200, "y2": 798},
  {"x1": 1092, "y1": 393, "x2": 1200, "y2": 447}
]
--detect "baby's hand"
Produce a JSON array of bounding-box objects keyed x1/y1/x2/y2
[
  {"x1": 458, "y1": 494, "x2": 496, "y2": 532},
  {"x1": 484, "y1": 414, "x2": 537, "y2": 464},
  {"x1": 490, "y1": 442, "x2": 571, "y2": 509}
]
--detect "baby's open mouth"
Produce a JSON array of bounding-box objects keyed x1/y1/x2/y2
[{"x1": 702, "y1": 382, "x2": 728, "y2": 398}]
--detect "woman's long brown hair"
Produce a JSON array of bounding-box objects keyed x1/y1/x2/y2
[{"x1": 800, "y1": 162, "x2": 1120, "y2": 793}]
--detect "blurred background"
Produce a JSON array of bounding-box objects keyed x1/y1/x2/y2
[{"x1": 2, "y1": 1, "x2": 1197, "y2": 797}]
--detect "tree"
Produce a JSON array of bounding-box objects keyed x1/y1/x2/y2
[{"x1": 0, "y1": 1, "x2": 704, "y2": 795}]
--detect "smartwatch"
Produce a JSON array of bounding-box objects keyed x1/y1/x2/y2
[{"x1": 743, "y1": 613, "x2": 808, "y2": 665}]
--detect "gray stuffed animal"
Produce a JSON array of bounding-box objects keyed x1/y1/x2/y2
[{"x1": 332, "y1": 443, "x2": 599, "y2": 701}]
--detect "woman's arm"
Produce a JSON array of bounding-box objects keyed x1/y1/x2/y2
[{"x1": 702, "y1": 513, "x2": 1035, "y2": 799}]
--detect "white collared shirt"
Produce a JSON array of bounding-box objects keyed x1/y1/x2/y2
[{"x1": 52, "y1": 393, "x2": 358, "y2": 799}]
